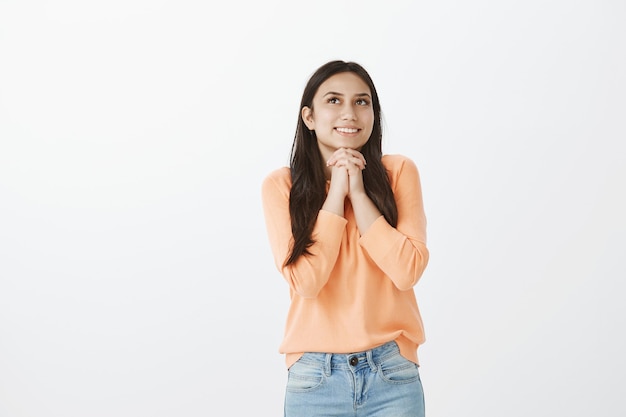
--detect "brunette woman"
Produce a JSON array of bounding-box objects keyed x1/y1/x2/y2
[{"x1": 262, "y1": 60, "x2": 429, "y2": 417}]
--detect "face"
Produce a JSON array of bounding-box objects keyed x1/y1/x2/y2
[{"x1": 301, "y1": 72, "x2": 374, "y2": 161}]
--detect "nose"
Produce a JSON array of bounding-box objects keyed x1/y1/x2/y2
[{"x1": 340, "y1": 103, "x2": 357, "y2": 120}]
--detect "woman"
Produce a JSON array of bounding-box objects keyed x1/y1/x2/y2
[{"x1": 262, "y1": 60, "x2": 429, "y2": 416}]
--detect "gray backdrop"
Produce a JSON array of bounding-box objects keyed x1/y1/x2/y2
[{"x1": 1, "y1": 0, "x2": 624, "y2": 416}]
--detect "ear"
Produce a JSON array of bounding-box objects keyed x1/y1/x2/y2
[{"x1": 301, "y1": 106, "x2": 315, "y2": 130}]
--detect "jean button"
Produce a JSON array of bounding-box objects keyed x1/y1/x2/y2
[{"x1": 349, "y1": 356, "x2": 358, "y2": 366}]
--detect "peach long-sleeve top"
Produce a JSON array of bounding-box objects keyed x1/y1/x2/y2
[{"x1": 261, "y1": 154, "x2": 429, "y2": 368}]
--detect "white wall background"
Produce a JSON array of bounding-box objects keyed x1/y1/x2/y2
[{"x1": 1, "y1": 1, "x2": 624, "y2": 416}]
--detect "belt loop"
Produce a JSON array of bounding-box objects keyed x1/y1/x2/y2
[
  {"x1": 324, "y1": 353, "x2": 332, "y2": 376},
  {"x1": 366, "y1": 349, "x2": 376, "y2": 371}
]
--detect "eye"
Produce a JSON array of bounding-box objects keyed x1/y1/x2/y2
[
  {"x1": 327, "y1": 97, "x2": 340, "y2": 104},
  {"x1": 356, "y1": 98, "x2": 370, "y2": 106}
]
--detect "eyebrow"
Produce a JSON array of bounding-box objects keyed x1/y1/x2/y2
[{"x1": 323, "y1": 91, "x2": 371, "y2": 98}]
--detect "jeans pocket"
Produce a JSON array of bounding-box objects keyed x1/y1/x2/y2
[
  {"x1": 378, "y1": 352, "x2": 420, "y2": 385},
  {"x1": 286, "y1": 359, "x2": 325, "y2": 392}
]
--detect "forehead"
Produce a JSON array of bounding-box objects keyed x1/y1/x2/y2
[{"x1": 316, "y1": 72, "x2": 371, "y2": 96}]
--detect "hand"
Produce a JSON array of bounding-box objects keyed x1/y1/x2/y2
[{"x1": 326, "y1": 148, "x2": 367, "y2": 199}]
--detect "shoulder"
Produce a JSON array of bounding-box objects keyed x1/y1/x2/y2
[
  {"x1": 381, "y1": 154, "x2": 422, "y2": 191},
  {"x1": 261, "y1": 167, "x2": 291, "y2": 196},
  {"x1": 382, "y1": 154, "x2": 419, "y2": 176},
  {"x1": 263, "y1": 166, "x2": 291, "y2": 185}
]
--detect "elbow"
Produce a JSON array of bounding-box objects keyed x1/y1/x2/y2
[
  {"x1": 394, "y1": 268, "x2": 425, "y2": 291},
  {"x1": 291, "y1": 280, "x2": 323, "y2": 299},
  {"x1": 295, "y1": 289, "x2": 322, "y2": 299},
  {"x1": 285, "y1": 273, "x2": 325, "y2": 299},
  {"x1": 394, "y1": 248, "x2": 429, "y2": 291},
  {"x1": 282, "y1": 260, "x2": 331, "y2": 299}
]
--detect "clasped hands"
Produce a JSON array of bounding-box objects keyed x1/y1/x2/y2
[{"x1": 326, "y1": 148, "x2": 367, "y2": 199}]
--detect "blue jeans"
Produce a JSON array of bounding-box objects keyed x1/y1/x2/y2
[{"x1": 284, "y1": 341, "x2": 425, "y2": 417}]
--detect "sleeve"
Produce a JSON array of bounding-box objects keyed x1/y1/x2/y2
[
  {"x1": 358, "y1": 157, "x2": 429, "y2": 290},
  {"x1": 261, "y1": 172, "x2": 348, "y2": 298}
]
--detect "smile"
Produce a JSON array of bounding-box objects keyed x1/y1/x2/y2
[{"x1": 335, "y1": 127, "x2": 359, "y2": 133}]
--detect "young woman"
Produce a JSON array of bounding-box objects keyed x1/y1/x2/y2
[{"x1": 261, "y1": 60, "x2": 429, "y2": 417}]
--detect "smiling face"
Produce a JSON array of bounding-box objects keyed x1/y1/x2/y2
[{"x1": 301, "y1": 72, "x2": 375, "y2": 162}]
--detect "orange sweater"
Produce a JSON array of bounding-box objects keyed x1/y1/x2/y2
[{"x1": 261, "y1": 154, "x2": 429, "y2": 368}]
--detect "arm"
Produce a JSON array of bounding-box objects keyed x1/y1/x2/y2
[
  {"x1": 326, "y1": 148, "x2": 380, "y2": 234},
  {"x1": 358, "y1": 156, "x2": 429, "y2": 290},
  {"x1": 261, "y1": 172, "x2": 347, "y2": 298}
]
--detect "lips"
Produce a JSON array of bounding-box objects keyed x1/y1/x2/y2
[{"x1": 335, "y1": 127, "x2": 359, "y2": 133}]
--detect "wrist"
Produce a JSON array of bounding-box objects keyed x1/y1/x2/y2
[
  {"x1": 327, "y1": 182, "x2": 348, "y2": 199},
  {"x1": 348, "y1": 189, "x2": 369, "y2": 202}
]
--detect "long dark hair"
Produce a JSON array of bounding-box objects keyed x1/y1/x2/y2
[{"x1": 285, "y1": 60, "x2": 398, "y2": 265}]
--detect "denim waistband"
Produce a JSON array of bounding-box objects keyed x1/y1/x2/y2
[{"x1": 297, "y1": 341, "x2": 400, "y2": 373}]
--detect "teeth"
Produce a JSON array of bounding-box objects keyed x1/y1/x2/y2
[{"x1": 336, "y1": 127, "x2": 358, "y2": 133}]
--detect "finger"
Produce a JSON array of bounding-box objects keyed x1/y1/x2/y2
[
  {"x1": 335, "y1": 156, "x2": 365, "y2": 170},
  {"x1": 340, "y1": 161, "x2": 365, "y2": 175},
  {"x1": 341, "y1": 148, "x2": 366, "y2": 164},
  {"x1": 328, "y1": 149, "x2": 366, "y2": 168},
  {"x1": 347, "y1": 156, "x2": 365, "y2": 170},
  {"x1": 329, "y1": 148, "x2": 354, "y2": 161}
]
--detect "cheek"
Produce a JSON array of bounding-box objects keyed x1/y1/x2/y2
[
  {"x1": 363, "y1": 112, "x2": 375, "y2": 130},
  {"x1": 318, "y1": 108, "x2": 337, "y2": 119},
  {"x1": 360, "y1": 108, "x2": 374, "y2": 120},
  {"x1": 315, "y1": 111, "x2": 337, "y2": 128}
]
